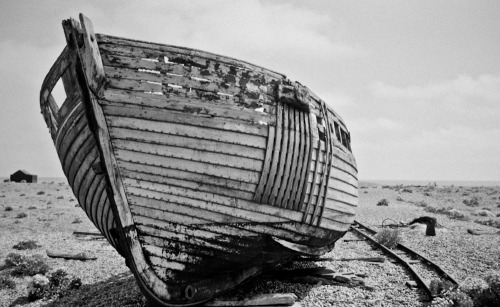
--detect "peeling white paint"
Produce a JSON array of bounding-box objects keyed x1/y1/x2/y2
[
  {"x1": 144, "y1": 91, "x2": 163, "y2": 95},
  {"x1": 139, "y1": 68, "x2": 161, "y2": 75},
  {"x1": 142, "y1": 58, "x2": 159, "y2": 62},
  {"x1": 146, "y1": 81, "x2": 162, "y2": 85},
  {"x1": 168, "y1": 84, "x2": 183, "y2": 89},
  {"x1": 217, "y1": 92, "x2": 234, "y2": 97}
]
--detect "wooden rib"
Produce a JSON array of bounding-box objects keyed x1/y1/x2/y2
[
  {"x1": 117, "y1": 160, "x2": 256, "y2": 193},
  {"x1": 269, "y1": 104, "x2": 289, "y2": 207},
  {"x1": 277, "y1": 106, "x2": 295, "y2": 207},
  {"x1": 67, "y1": 138, "x2": 96, "y2": 187},
  {"x1": 101, "y1": 89, "x2": 275, "y2": 126},
  {"x1": 74, "y1": 151, "x2": 99, "y2": 207},
  {"x1": 301, "y1": 113, "x2": 320, "y2": 223},
  {"x1": 315, "y1": 101, "x2": 334, "y2": 226},
  {"x1": 293, "y1": 111, "x2": 309, "y2": 211},
  {"x1": 120, "y1": 170, "x2": 255, "y2": 201},
  {"x1": 283, "y1": 108, "x2": 300, "y2": 209},
  {"x1": 111, "y1": 139, "x2": 262, "y2": 172},
  {"x1": 83, "y1": 172, "x2": 102, "y2": 220},
  {"x1": 55, "y1": 103, "x2": 84, "y2": 147},
  {"x1": 273, "y1": 104, "x2": 291, "y2": 207},
  {"x1": 261, "y1": 102, "x2": 283, "y2": 203},
  {"x1": 253, "y1": 125, "x2": 275, "y2": 202},
  {"x1": 59, "y1": 119, "x2": 90, "y2": 170},
  {"x1": 115, "y1": 149, "x2": 260, "y2": 184},
  {"x1": 89, "y1": 177, "x2": 106, "y2": 231},
  {"x1": 106, "y1": 115, "x2": 267, "y2": 149}
]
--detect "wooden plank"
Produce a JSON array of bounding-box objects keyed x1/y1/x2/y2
[
  {"x1": 271, "y1": 104, "x2": 291, "y2": 207},
  {"x1": 117, "y1": 160, "x2": 257, "y2": 193},
  {"x1": 261, "y1": 102, "x2": 283, "y2": 203},
  {"x1": 97, "y1": 35, "x2": 285, "y2": 80},
  {"x1": 101, "y1": 88, "x2": 276, "y2": 125},
  {"x1": 320, "y1": 208, "x2": 356, "y2": 222},
  {"x1": 326, "y1": 188, "x2": 358, "y2": 206},
  {"x1": 329, "y1": 169, "x2": 358, "y2": 188},
  {"x1": 78, "y1": 14, "x2": 106, "y2": 96},
  {"x1": 115, "y1": 149, "x2": 260, "y2": 184},
  {"x1": 129, "y1": 198, "x2": 247, "y2": 225},
  {"x1": 109, "y1": 126, "x2": 265, "y2": 160},
  {"x1": 328, "y1": 179, "x2": 358, "y2": 197},
  {"x1": 253, "y1": 125, "x2": 275, "y2": 202},
  {"x1": 106, "y1": 115, "x2": 267, "y2": 149},
  {"x1": 104, "y1": 65, "x2": 242, "y2": 96},
  {"x1": 142, "y1": 244, "x2": 204, "y2": 266},
  {"x1": 120, "y1": 169, "x2": 255, "y2": 201},
  {"x1": 135, "y1": 216, "x2": 256, "y2": 242},
  {"x1": 124, "y1": 180, "x2": 292, "y2": 223},
  {"x1": 102, "y1": 104, "x2": 268, "y2": 137},
  {"x1": 204, "y1": 293, "x2": 297, "y2": 306},
  {"x1": 111, "y1": 139, "x2": 262, "y2": 172},
  {"x1": 123, "y1": 175, "x2": 302, "y2": 221}
]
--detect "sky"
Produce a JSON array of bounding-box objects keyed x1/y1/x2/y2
[{"x1": 0, "y1": 0, "x2": 499, "y2": 182}]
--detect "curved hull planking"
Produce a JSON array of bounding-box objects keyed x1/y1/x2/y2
[{"x1": 40, "y1": 14, "x2": 358, "y2": 306}]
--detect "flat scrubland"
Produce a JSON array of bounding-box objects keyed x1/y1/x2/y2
[{"x1": 0, "y1": 180, "x2": 499, "y2": 306}]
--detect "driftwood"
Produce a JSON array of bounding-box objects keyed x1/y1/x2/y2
[
  {"x1": 467, "y1": 228, "x2": 500, "y2": 236},
  {"x1": 204, "y1": 293, "x2": 297, "y2": 306},
  {"x1": 295, "y1": 256, "x2": 385, "y2": 263},
  {"x1": 46, "y1": 250, "x2": 97, "y2": 261},
  {"x1": 73, "y1": 231, "x2": 104, "y2": 237}
]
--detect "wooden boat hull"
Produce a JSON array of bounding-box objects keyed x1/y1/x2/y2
[{"x1": 40, "y1": 14, "x2": 358, "y2": 306}]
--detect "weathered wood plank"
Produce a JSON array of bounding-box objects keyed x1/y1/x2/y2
[
  {"x1": 62, "y1": 128, "x2": 93, "y2": 178},
  {"x1": 124, "y1": 180, "x2": 292, "y2": 223},
  {"x1": 115, "y1": 149, "x2": 261, "y2": 184},
  {"x1": 328, "y1": 179, "x2": 359, "y2": 197},
  {"x1": 104, "y1": 65, "x2": 242, "y2": 96},
  {"x1": 109, "y1": 126, "x2": 265, "y2": 160},
  {"x1": 101, "y1": 88, "x2": 276, "y2": 125},
  {"x1": 120, "y1": 169, "x2": 255, "y2": 201},
  {"x1": 117, "y1": 160, "x2": 257, "y2": 193},
  {"x1": 111, "y1": 139, "x2": 262, "y2": 172},
  {"x1": 102, "y1": 104, "x2": 268, "y2": 137},
  {"x1": 106, "y1": 115, "x2": 267, "y2": 149},
  {"x1": 78, "y1": 14, "x2": 106, "y2": 96},
  {"x1": 326, "y1": 188, "x2": 358, "y2": 206},
  {"x1": 97, "y1": 35, "x2": 285, "y2": 80},
  {"x1": 56, "y1": 107, "x2": 86, "y2": 151}
]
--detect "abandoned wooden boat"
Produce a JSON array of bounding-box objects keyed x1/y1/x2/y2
[{"x1": 40, "y1": 14, "x2": 358, "y2": 306}]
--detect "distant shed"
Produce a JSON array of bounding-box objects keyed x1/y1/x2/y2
[{"x1": 10, "y1": 170, "x2": 38, "y2": 183}]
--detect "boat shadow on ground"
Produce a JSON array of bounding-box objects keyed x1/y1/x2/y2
[
  {"x1": 9, "y1": 272, "x2": 147, "y2": 307},
  {"x1": 8, "y1": 262, "x2": 375, "y2": 307}
]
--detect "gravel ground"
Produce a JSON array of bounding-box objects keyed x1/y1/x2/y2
[{"x1": 1, "y1": 180, "x2": 499, "y2": 306}]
